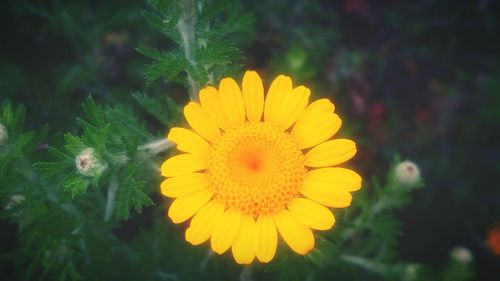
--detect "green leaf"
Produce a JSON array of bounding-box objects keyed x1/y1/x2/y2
[
  {"x1": 0, "y1": 100, "x2": 27, "y2": 135},
  {"x1": 135, "y1": 46, "x2": 164, "y2": 60},
  {"x1": 132, "y1": 92, "x2": 181, "y2": 126},
  {"x1": 194, "y1": 34, "x2": 244, "y2": 67},
  {"x1": 62, "y1": 174, "x2": 91, "y2": 197},
  {"x1": 104, "y1": 105, "x2": 151, "y2": 141},
  {"x1": 63, "y1": 134, "x2": 87, "y2": 155},
  {"x1": 81, "y1": 96, "x2": 106, "y2": 128},
  {"x1": 115, "y1": 177, "x2": 154, "y2": 220},
  {"x1": 76, "y1": 120, "x2": 110, "y2": 152},
  {"x1": 198, "y1": 0, "x2": 233, "y2": 21},
  {"x1": 140, "y1": 50, "x2": 188, "y2": 85},
  {"x1": 185, "y1": 62, "x2": 209, "y2": 87},
  {"x1": 143, "y1": 0, "x2": 181, "y2": 44},
  {"x1": 35, "y1": 160, "x2": 71, "y2": 179}
]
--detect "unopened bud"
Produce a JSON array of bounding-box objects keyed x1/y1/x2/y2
[
  {"x1": 450, "y1": 246, "x2": 473, "y2": 263},
  {"x1": 402, "y1": 264, "x2": 420, "y2": 281},
  {"x1": 0, "y1": 122, "x2": 8, "y2": 145},
  {"x1": 395, "y1": 160, "x2": 420, "y2": 185},
  {"x1": 5, "y1": 194, "x2": 25, "y2": 210},
  {"x1": 75, "y1": 148, "x2": 107, "y2": 177}
]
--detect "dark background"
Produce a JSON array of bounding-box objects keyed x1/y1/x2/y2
[{"x1": 1, "y1": 0, "x2": 499, "y2": 280}]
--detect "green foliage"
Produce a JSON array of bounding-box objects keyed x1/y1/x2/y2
[
  {"x1": 140, "y1": 0, "x2": 253, "y2": 93},
  {"x1": 1, "y1": 1, "x2": 254, "y2": 279},
  {"x1": 441, "y1": 259, "x2": 475, "y2": 281},
  {"x1": 35, "y1": 96, "x2": 155, "y2": 217},
  {"x1": 0, "y1": 101, "x2": 84, "y2": 281},
  {"x1": 133, "y1": 92, "x2": 182, "y2": 126},
  {"x1": 0, "y1": 0, "x2": 484, "y2": 281}
]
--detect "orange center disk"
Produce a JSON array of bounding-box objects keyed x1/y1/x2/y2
[{"x1": 207, "y1": 122, "x2": 306, "y2": 217}]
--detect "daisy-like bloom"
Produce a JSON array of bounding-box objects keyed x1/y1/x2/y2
[{"x1": 160, "y1": 71, "x2": 362, "y2": 264}]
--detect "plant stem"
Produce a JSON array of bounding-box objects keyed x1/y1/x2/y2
[
  {"x1": 340, "y1": 254, "x2": 386, "y2": 276},
  {"x1": 177, "y1": 0, "x2": 199, "y2": 101},
  {"x1": 104, "y1": 176, "x2": 118, "y2": 222},
  {"x1": 138, "y1": 138, "x2": 173, "y2": 155},
  {"x1": 199, "y1": 250, "x2": 214, "y2": 271},
  {"x1": 239, "y1": 264, "x2": 254, "y2": 281}
]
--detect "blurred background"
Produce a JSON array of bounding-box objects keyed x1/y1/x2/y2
[{"x1": 1, "y1": 0, "x2": 499, "y2": 280}]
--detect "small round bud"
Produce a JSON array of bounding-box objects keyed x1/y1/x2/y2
[
  {"x1": 395, "y1": 160, "x2": 421, "y2": 185},
  {"x1": 75, "y1": 148, "x2": 107, "y2": 177},
  {"x1": 402, "y1": 264, "x2": 420, "y2": 281},
  {"x1": 5, "y1": 194, "x2": 25, "y2": 210},
  {"x1": 450, "y1": 246, "x2": 473, "y2": 263},
  {"x1": 0, "y1": 122, "x2": 8, "y2": 145}
]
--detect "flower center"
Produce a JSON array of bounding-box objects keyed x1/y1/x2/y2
[{"x1": 207, "y1": 122, "x2": 306, "y2": 217}]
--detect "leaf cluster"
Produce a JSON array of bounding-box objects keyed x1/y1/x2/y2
[
  {"x1": 35, "y1": 97, "x2": 156, "y2": 219},
  {"x1": 139, "y1": 0, "x2": 253, "y2": 87}
]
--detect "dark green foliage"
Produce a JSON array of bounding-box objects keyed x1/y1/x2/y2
[
  {"x1": 140, "y1": 0, "x2": 252, "y2": 93},
  {"x1": 1, "y1": 0, "x2": 494, "y2": 280},
  {"x1": 133, "y1": 92, "x2": 182, "y2": 126},
  {"x1": 36, "y1": 96, "x2": 154, "y2": 216},
  {"x1": 1, "y1": 1, "x2": 254, "y2": 279},
  {"x1": 137, "y1": 47, "x2": 189, "y2": 84}
]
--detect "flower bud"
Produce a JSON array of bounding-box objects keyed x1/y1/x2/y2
[
  {"x1": 450, "y1": 246, "x2": 473, "y2": 263},
  {"x1": 75, "y1": 148, "x2": 107, "y2": 177},
  {"x1": 395, "y1": 160, "x2": 420, "y2": 185},
  {"x1": 5, "y1": 194, "x2": 25, "y2": 210},
  {"x1": 0, "y1": 122, "x2": 8, "y2": 145},
  {"x1": 402, "y1": 264, "x2": 420, "y2": 281}
]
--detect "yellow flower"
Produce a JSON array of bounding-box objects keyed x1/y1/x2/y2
[{"x1": 160, "y1": 71, "x2": 362, "y2": 264}]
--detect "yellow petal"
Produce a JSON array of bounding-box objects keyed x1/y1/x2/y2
[
  {"x1": 281, "y1": 86, "x2": 311, "y2": 129},
  {"x1": 160, "y1": 173, "x2": 209, "y2": 198},
  {"x1": 167, "y1": 127, "x2": 211, "y2": 157},
  {"x1": 300, "y1": 174, "x2": 353, "y2": 208},
  {"x1": 288, "y1": 198, "x2": 335, "y2": 230},
  {"x1": 306, "y1": 168, "x2": 362, "y2": 192},
  {"x1": 270, "y1": 85, "x2": 310, "y2": 130},
  {"x1": 210, "y1": 208, "x2": 242, "y2": 254},
  {"x1": 185, "y1": 200, "x2": 225, "y2": 245},
  {"x1": 242, "y1": 71, "x2": 264, "y2": 122},
  {"x1": 254, "y1": 215, "x2": 277, "y2": 263},
  {"x1": 273, "y1": 209, "x2": 314, "y2": 255},
  {"x1": 168, "y1": 189, "x2": 213, "y2": 223},
  {"x1": 199, "y1": 86, "x2": 231, "y2": 131},
  {"x1": 231, "y1": 214, "x2": 256, "y2": 264},
  {"x1": 305, "y1": 139, "x2": 357, "y2": 167},
  {"x1": 264, "y1": 75, "x2": 293, "y2": 124},
  {"x1": 292, "y1": 99, "x2": 342, "y2": 149},
  {"x1": 161, "y1": 154, "x2": 207, "y2": 177},
  {"x1": 219, "y1": 78, "x2": 245, "y2": 128},
  {"x1": 184, "y1": 102, "x2": 220, "y2": 143}
]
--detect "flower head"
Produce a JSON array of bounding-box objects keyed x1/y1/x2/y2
[
  {"x1": 450, "y1": 246, "x2": 473, "y2": 263},
  {"x1": 75, "y1": 148, "x2": 107, "y2": 177},
  {"x1": 5, "y1": 194, "x2": 25, "y2": 210},
  {"x1": 160, "y1": 71, "x2": 361, "y2": 264},
  {"x1": 395, "y1": 160, "x2": 420, "y2": 185}
]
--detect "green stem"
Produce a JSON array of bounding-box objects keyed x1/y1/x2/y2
[
  {"x1": 340, "y1": 254, "x2": 386, "y2": 276},
  {"x1": 177, "y1": 0, "x2": 199, "y2": 101},
  {"x1": 239, "y1": 264, "x2": 254, "y2": 281},
  {"x1": 104, "y1": 176, "x2": 118, "y2": 221},
  {"x1": 137, "y1": 138, "x2": 173, "y2": 155},
  {"x1": 199, "y1": 250, "x2": 214, "y2": 271}
]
